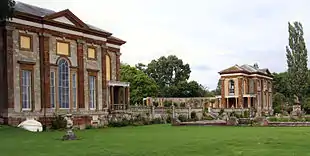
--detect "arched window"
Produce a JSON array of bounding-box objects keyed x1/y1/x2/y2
[
  {"x1": 58, "y1": 58, "x2": 70, "y2": 109},
  {"x1": 229, "y1": 80, "x2": 235, "y2": 94},
  {"x1": 106, "y1": 54, "x2": 111, "y2": 81}
]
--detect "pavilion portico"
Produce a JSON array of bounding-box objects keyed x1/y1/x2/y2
[
  {"x1": 107, "y1": 81, "x2": 130, "y2": 110},
  {"x1": 221, "y1": 94, "x2": 256, "y2": 109}
]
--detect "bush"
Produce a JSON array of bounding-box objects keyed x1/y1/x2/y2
[
  {"x1": 243, "y1": 111, "x2": 249, "y2": 118},
  {"x1": 166, "y1": 115, "x2": 172, "y2": 123},
  {"x1": 190, "y1": 111, "x2": 197, "y2": 119},
  {"x1": 238, "y1": 118, "x2": 251, "y2": 125},
  {"x1": 163, "y1": 101, "x2": 173, "y2": 107},
  {"x1": 180, "y1": 102, "x2": 186, "y2": 107},
  {"x1": 151, "y1": 117, "x2": 164, "y2": 124},
  {"x1": 202, "y1": 115, "x2": 214, "y2": 120},
  {"x1": 178, "y1": 115, "x2": 188, "y2": 122},
  {"x1": 51, "y1": 115, "x2": 66, "y2": 130}
]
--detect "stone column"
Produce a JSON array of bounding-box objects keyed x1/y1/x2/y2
[
  {"x1": 247, "y1": 97, "x2": 251, "y2": 108},
  {"x1": 123, "y1": 87, "x2": 126, "y2": 109},
  {"x1": 101, "y1": 45, "x2": 107, "y2": 109},
  {"x1": 39, "y1": 33, "x2": 50, "y2": 109},
  {"x1": 226, "y1": 98, "x2": 229, "y2": 108},
  {"x1": 5, "y1": 26, "x2": 14, "y2": 109},
  {"x1": 111, "y1": 86, "x2": 114, "y2": 110},
  {"x1": 77, "y1": 40, "x2": 85, "y2": 109},
  {"x1": 127, "y1": 87, "x2": 130, "y2": 106},
  {"x1": 235, "y1": 98, "x2": 238, "y2": 108}
]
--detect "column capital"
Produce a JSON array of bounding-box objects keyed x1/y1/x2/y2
[{"x1": 77, "y1": 39, "x2": 85, "y2": 44}]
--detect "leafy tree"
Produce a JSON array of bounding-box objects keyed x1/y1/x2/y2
[
  {"x1": 0, "y1": 0, "x2": 15, "y2": 20},
  {"x1": 272, "y1": 92, "x2": 287, "y2": 113},
  {"x1": 286, "y1": 21, "x2": 309, "y2": 106},
  {"x1": 142, "y1": 55, "x2": 191, "y2": 97},
  {"x1": 214, "y1": 79, "x2": 222, "y2": 95},
  {"x1": 120, "y1": 64, "x2": 159, "y2": 105}
]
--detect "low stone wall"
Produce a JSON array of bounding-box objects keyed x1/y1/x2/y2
[{"x1": 267, "y1": 122, "x2": 310, "y2": 127}]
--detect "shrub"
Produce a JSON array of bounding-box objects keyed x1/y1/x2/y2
[
  {"x1": 51, "y1": 115, "x2": 66, "y2": 130},
  {"x1": 227, "y1": 117, "x2": 238, "y2": 126},
  {"x1": 243, "y1": 111, "x2": 249, "y2": 118},
  {"x1": 190, "y1": 111, "x2": 197, "y2": 119},
  {"x1": 180, "y1": 102, "x2": 186, "y2": 107},
  {"x1": 202, "y1": 115, "x2": 214, "y2": 120},
  {"x1": 151, "y1": 117, "x2": 164, "y2": 124},
  {"x1": 163, "y1": 101, "x2": 173, "y2": 107},
  {"x1": 238, "y1": 118, "x2": 251, "y2": 125},
  {"x1": 178, "y1": 115, "x2": 188, "y2": 122},
  {"x1": 166, "y1": 115, "x2": 172, "y2": 123}
]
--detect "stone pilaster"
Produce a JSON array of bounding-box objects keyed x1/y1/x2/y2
[
  {"x1": 5, "y1": 26, "x2": 14, "y2": 109},
  {"x1": 101, "y1": 45, "x2": 107, "y2": 109},
  {"x1": 238, "y1": 78, "x2": 243, "y2": 108},
  {"x1": 77, "y1": 40, "x2": 85, "y2": 109},
  {"x1": 116, "y1": 52, "x2": 121, "y2": 81},
  {"x1": 39, "y1": 33, "x2": 50, "y2": 109}
]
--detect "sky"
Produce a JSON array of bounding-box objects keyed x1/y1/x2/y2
[{"x1": 18, "y1": 0, "x2": 310, "y2": 89}]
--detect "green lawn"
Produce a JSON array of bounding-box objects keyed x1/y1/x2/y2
[{"x1": 1, "y1": 125, "x2": 310, "y2": 156}]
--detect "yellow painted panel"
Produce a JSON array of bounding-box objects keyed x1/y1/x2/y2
[
  {"x1": 57, "y1": 42, "x2": 69, "y2": 55},
  {"x1": 106, "y1": 55, "x2": 111, "y2": 81},
  {"x1": 88, "y1": 47, "x2": 96, "y2": 59},
  {"x1": 20, "y1": 35, "x2": 31, "y2": 49}
]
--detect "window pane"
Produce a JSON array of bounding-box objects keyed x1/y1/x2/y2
[
  {"x1": 58, "y1": 59, "x2": 70, "y2": 108},
  {"x1": 21, "y1": 70, "x2": 31, "y2": 110}
]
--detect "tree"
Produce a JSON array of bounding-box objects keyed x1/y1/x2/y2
[
  {"x1": 286, "y1": 21, "x2": 309, "y2": 106},
  {"x1": 120, "y1": 64, "x2": 159, "y2": 105},
  {"x1": 214, "y1": 79, "x2": 222, "y2": 95},
  {"x1": 0, "y1": 0, "x2": 15, "y2": 20},
  {"x1": 143, "y1": 55, "x2": 191, "y2": 97},
  {"x1": 272, "y1": 92, "x2": 286, "y2": 113}
]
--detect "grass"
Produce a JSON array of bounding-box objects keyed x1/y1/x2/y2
[{"x1": 1, "y1": 125, "x2": 310, "y2": 156}]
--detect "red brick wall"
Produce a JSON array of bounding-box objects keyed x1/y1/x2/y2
[
  {"x1": 238, "y1": 78, "x2": 243, "y2": 108},
  {"x1": 77, "y1": 41, "x2": 85, "y2": 109},
  {"x1": 221, "y1": 79, "x2": 226, "y2": 108}
]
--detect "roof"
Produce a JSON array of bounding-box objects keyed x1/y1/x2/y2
[
  {"x1": 14, "y1": 1, "x2": 125, "y2": 45},
  {"x1": 219, "y1": 64, "x2": 272, "y2": 77},
  {"x1": 15, "y1": 1, "x2": 55, "y2": 17}
]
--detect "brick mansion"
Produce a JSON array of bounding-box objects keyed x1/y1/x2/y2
[{"x1": 0, "y1": 2, "x2": 129, "y2": 125}]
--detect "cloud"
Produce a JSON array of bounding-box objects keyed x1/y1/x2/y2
[{"x1": 19, "y1": 0, "x2": 310, "y2": 89}]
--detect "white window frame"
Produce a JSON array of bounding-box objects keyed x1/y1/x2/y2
[
  {"x1": 21, "y1": 70, "x2": 32, "y2": 111},
  {"x1": 50, "y1": 71, "x2": 56, "y2": 109},
  {"x1": 89, "y1": 75, "x2": 96, "y2": 110}
]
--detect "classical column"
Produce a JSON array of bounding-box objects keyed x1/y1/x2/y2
[
  {"x1": 123, "y1": 87, "x2": 126, "y2": 109},
  {"x1": 235, "y1": 98, "x2": 238, "y2": 108},
  {"x1": 247, "y1": 97, "x2": 251, "y2": 108},
  {"x1": 39, "y1": 33, "x2": 50, "y2": 109},
  {"x1": 127, "y1": 87, "x2": 130, "y2": 106},
  {"x1": 101, "y1": 45, "x2": 107, "y2": 109},
  {"x1": 111, "y1": 86, "x2": 114, "y2": 110},
  {"x1": 5, "y1": 26, "x2": 14, "y2": 109},
  {"x1": 226, "y1": 98, "x2": 229, "y2": 108},
  {"x1": 77, "y1": 40, "x2": 85, "y2": 109}
]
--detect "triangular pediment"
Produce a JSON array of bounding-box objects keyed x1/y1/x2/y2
[
  {"x1": 44, "y1": 9, "x2": 88, "y2": 28},
  {"x1": 53, "y1": 16, "x2": 75, "y2": 25}
]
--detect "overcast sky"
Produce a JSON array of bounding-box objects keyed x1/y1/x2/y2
[{"x1": 19, "y1": 0, "x2": 310, "y2": 89}]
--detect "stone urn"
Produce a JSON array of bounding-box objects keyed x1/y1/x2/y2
[{"x1": 62, "y1": 114, "x2": 77, "y2": 141}]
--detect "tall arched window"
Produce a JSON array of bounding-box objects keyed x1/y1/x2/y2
[
  {"x1": 229, "y1": 80, "x2": 235, "y2": 94},
  {"x1": 58, "y1": 59, "x2": 70, "y2": 109},
  {"x1": 106, "y1": 54, "x2": 111, "y2": 81}
]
